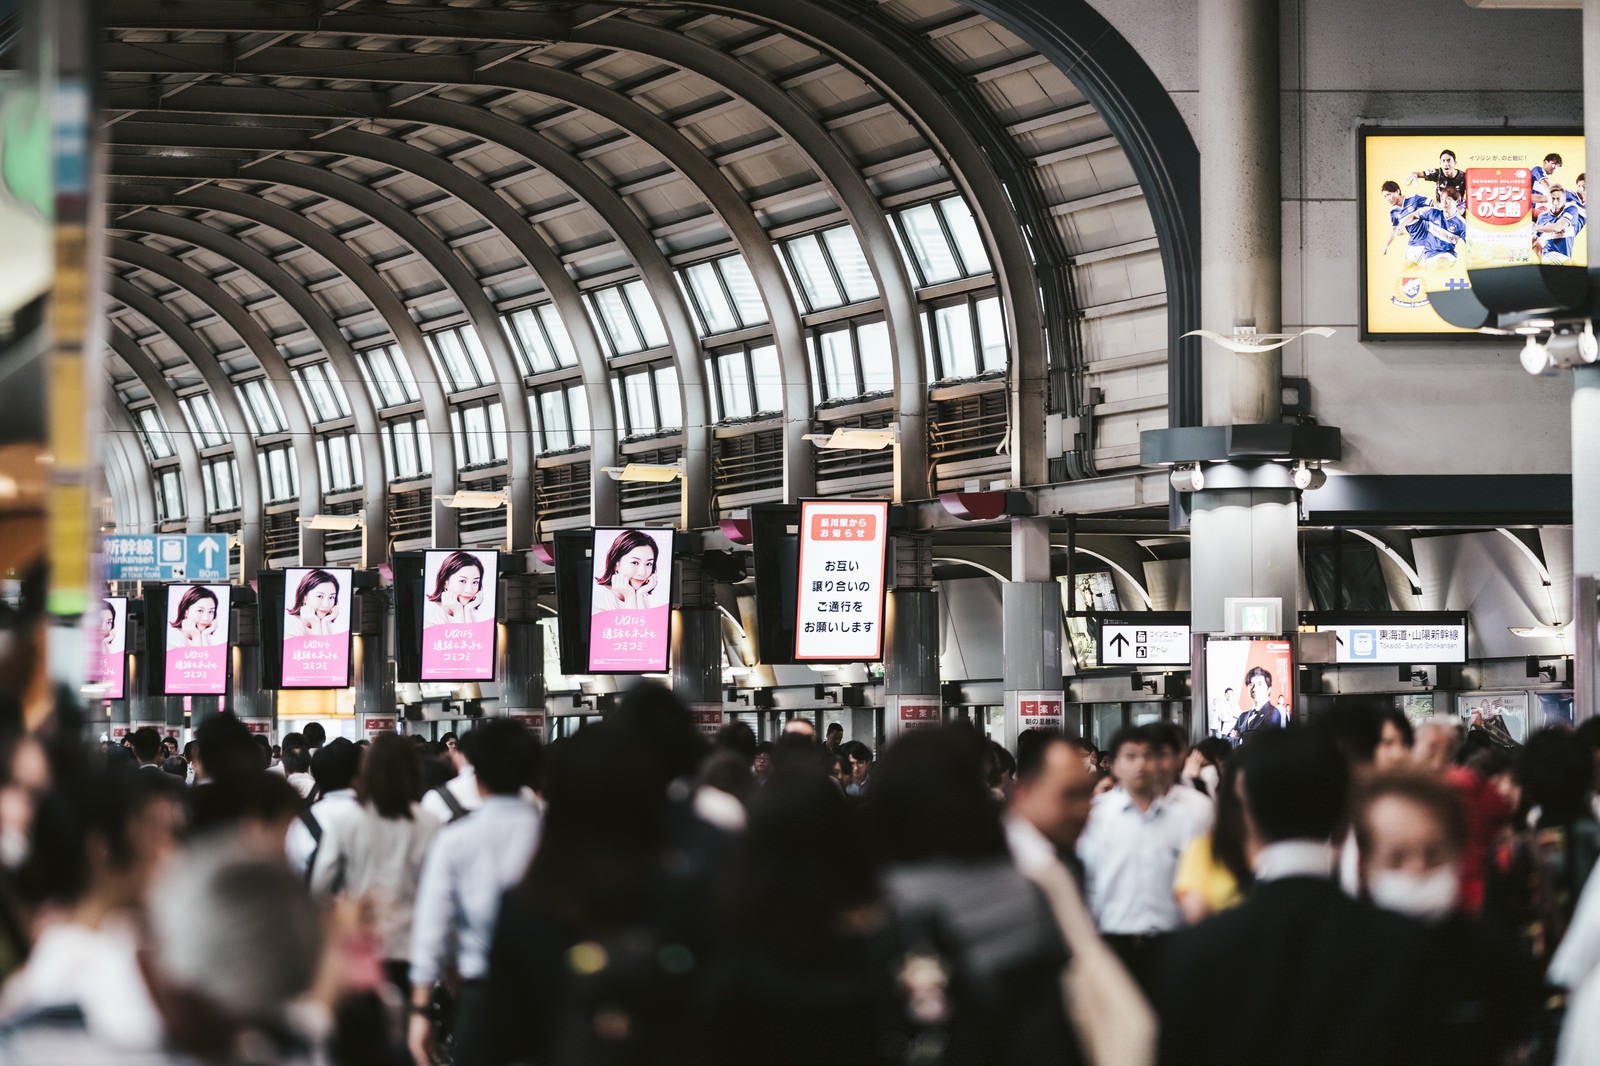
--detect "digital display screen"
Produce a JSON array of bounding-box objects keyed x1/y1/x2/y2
[
  {"x1": 420, "y1": 550, "x2": 499, "y2": 681},
  {"x1": 793, "y1": 500, "x2": 890, "y2": 662},
  {"x1": 164, "y1": 584, "x2": 231, "y2": 695},
  {"x1": 587, "y1": 528, "x2": 674, "y2": 673},
  {"x1": 94, "y1": 596, "x2": 127, "y2": 700},
  {"x1": 1203, "y1": 637, "x2": 1294, "y2": 739},
  {"x1": 280, "y1": 567, "x2": 354, "y2": 688}
]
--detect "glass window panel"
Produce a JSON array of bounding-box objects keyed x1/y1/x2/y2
[
  {"x1": 539, "y1": 390, "x2": 570, "y2": 452},
  {"x1": 685, "y1": 262, "x2": 738, "y2": 335},
  {"x1": 221, "y1": 460, "x2": 239, "y2": 511},
  {"x1": 624, "y1": 281, "x2": 669, "y2": 349},
  {"x1": 266, "y1": 446, "x2": 297, "y2": 501},
  {"x1": 900, "y1": 203, "x2": 961, "y2": 284},
  {"x1": 159, "y1": 469, "x2": 184, "y2": 520},
  {"x1": 508, "y1": 308, "x2": 556, "y2": 375},
  {"x1": 975, "y1": 295, "x2": 1007, "y2": 372},
  {"x1": 429, "y1": 330, "x2": 478, "y2": 392},
  {"x1": 749, "y1": 344, "x2": 783, "y2": 414},
  {"x1": 716, "y1": 351, "x2": 752, "y2": 419},
  {"x1": 565, "y1": 384, "x2": 590, "y2": 448},
  {"x1": 460, "y1": 328, "x2": 494, "y2": 385},
  {"x1": 202, "y1": 463, "x2": 217, "y2": 514},
  {"x1": 189, "y1": 395, "x2": 227, "y2": 447},
  {"x1": 625, "y1": 372, "x2": 657, "y2": 434},
  {"x1": 934, "y1": 302, "x2": 978, "y2": 379},
  {"x1": 785, "y1": 234, "x2": 843, "y2": 310},
  {"x1": 463, "y1": 404, "x2": 490, "y2": 465},
  {"x1": 316, "y1": 438, "x2": 332, "y2": 494},
  {"x1": 654, "y1": 365, "x2": 681, "y2": 429},
  {"x1": 857, "y1": 319, "x2": 894, "y2": 394},
  {"x1": 390, "y1": 347, "x2": 421, "y2": 403},
  {"x1": 939, "y1": 196, "x2": 991, "y2": 275},
  {"x1": 538, "y1": 305, "x2": 577, "y2": 367},
  {"x1": 821, "y1": 226, "x2": 877, "y2": 303},
  {"x1": 921, "y1": 309, "x2": 936, "y2": 383},
  {"x1": 361, "y1": 346, "x2": 418, "y2": 408},
  {"x1": 489, "y1": 401, "x2": 506, "y2": 462},
  {"x1": 718, "y1": 255, "x2": 768, "y2": 326},
  {"x1": 818, "y1": 327, "x2": 856, "y2": 399},
  {"x1": 611, "y1": 378, "x2": 625, "y2": 431},
  {"x1": 703, "y1": 358, "x2": 722, "y2": 423},
  {"x1": 593, "y1": 287, "x2": 643, "y2": 355},
  {"x1": 450, "y1": 409, "x2": 466, "y2": 468},
  {"x1": 138, "y1": 408, "x2": 174, "y2": 459}
]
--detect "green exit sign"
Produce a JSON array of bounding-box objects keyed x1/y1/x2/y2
[{"x1": 1224, "y1": 597, "x2": 1283, "y2": 636}]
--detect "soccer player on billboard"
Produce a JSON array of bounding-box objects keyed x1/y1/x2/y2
[
  {"x1": 1393, "y1": 189, "x2": 1468, "y2": 268},
  {"x1": 1533, "y1": 185, "x2": 1582, "y2": 264},
  {"x1": 1405, "y1": 148, "x2": 1466, "y2": 203},
  {"x1": 1531, "y1": 152, "x2": 1563, "y2": 212},
  {"x1": 1381, "y1": 180, "x2": 1435, "y2": 265}
]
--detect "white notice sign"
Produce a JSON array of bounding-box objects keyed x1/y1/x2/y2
[
  {"x1": 794, "y1": 500, "x2": 890, "y2": 661},
  {"x1": 1101, "y1": 623, "x2": 1192, "y2": 666},
  {"x1": 1316, "y1": 623, "x2": 1468, "y2": 664}
]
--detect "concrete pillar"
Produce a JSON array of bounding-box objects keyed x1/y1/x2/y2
[
  {"x1": 1198, "y1": 0, "x2": 1281, "y2": 426},
  {"x1": 882, "y1": 534, "x2": 939, "y2": 743},
  {"x1": 1188, "y1": 465, "x2": 1300, "y2": 635},
  {"x1": 1002, "y1": 518, "x2": 1065, "y2": 749},
  {"x1": 1575, "y1": 365, "x2": 1600, "y2": 723},
  {"x1": 107, "y1": 697, "x2": 130, "y2": 743},
  {"x1": 671, "y1": 542, "x2": 724, "y2": 738},
  {"x1": 499, "y1": 572, "x2": 547, "y2": 740}
]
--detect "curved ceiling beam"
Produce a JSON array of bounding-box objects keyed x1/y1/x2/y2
[
  {"x1": 107, "y1": 183, "x2": 462, "y2": 548},
  {"x1": 107, "y1": 276, "x2": 274, "y2": 570},
  {"x1": 105, "y1": 3, "x2": 572, "y2": 42},
  {"x1": 112, "y1": 209, "x2": 390, "y2": 563},
  {"x1": 237, "y1": 158, "x2": 535, "y2": 551},
  {"x1": 105, "y1": 329, "x2": 206, "y2": 536},
  {"x1": 704, "y1": 0, "x2": 1049, "y2": 489},
  {"x1": 110, "y1": 119, "x2": 621, "y2": 527},
  {"x1": 103, "y1": 397, "x2": 157, "y2": 533}
]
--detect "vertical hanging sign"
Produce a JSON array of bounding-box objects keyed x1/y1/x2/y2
[
  {"x1": 93, "y1": 596, "x2": 127, "y2": 699},
  {"x1": 587, "y1": 528, "x2": 674, "y2": 672},
  {"x1": 281, "y1": 568, "x2": 354, "y2": 688},
  {"x1": 164, "y1": 584, "x2": 231, "y2": 695},
  {"x1": 421, "y1": 550, "x2": 499, "y2": 681},
  {"x1": 794, "y1": 500, "x2": 890, "y2": 661}
]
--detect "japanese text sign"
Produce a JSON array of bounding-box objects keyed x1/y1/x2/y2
[
  {"x1": 164, "y1": 584, "x2": 231, "y2": 695},
  {"x1": 588, "y1": 528, "x2": 674, "y2": 673},
  {"x1": 92, "y1": 596, "x2": 127, "y2": 700},
  {"x1": 281, "y1": 568, "x2": 354, "y2": 688},
  {"x1": 794, "y1": 500, "x2": 889, "y2": 661},
  {"x1": 421, "y1": 550, "x2": 499, "y2": 681}
]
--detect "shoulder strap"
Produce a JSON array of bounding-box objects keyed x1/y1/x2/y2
[
  {"x1": 433, "y1": 784, "x2": 469, "y2": 822},
  {"x1": 298, "y1": 807, "x2": 322, "y2": 842},
  {"x1": 0, "y1": 1003, "x2": 87, "y2": 1038}
]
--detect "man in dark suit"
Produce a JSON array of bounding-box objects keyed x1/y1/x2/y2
[
  {"x1": 1230, "y1": 665, "x2": 1282, "y2": 738},
  {"x1": 1156, "y1": 728, "x2": 1439, "y2": 1066}
]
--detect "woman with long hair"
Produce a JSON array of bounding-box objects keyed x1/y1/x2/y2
[
  {"x1": 1174, "y1": 757, "x2": 1253, "y2": 923},
  {"x1": 424, "y1": 551, "x2": 486, "y2": 626},
  {"x1": 309, "y1": 733, "x2": 439, "y2": 996},
  {"x1": 169, "y1": 586, "x2": 221, "y2": 646},
  {"x1": 287, "y1": 569, "x2": 342, "y2": 636},
  {"x1": 592, "y1": 529, "x2": 661, "y2": 611}
]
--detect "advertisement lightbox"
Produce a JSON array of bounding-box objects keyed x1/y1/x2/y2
[
  {"x1": 164, "y1": 584, "x2": 231, "y2": 695},
  {"x1": 94, "y1": 596, "x2": 127, "y2": 700},
  {"x1": 420, "y1": 550, "x2": 499, "y2": 682},
  {"x1": 1360, "y1": 129, "x2": 1587, "y2": 337},
  {"x1": 280, "y1": 567, "x2": 355, "y2": 688},
  {"x1": 587, "y1": 528, "x2": 674, "y2": 673},
  {"x1": 1203, "y1": 637, "x2": 1294, "y2": 739},
  {"x1": 793, "y1": 499, "x2": 890, "y2": 662}
]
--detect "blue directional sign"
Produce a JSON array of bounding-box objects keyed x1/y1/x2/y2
[{"x1": 103, "y1": 534, "x2": 230, "y2": 583}]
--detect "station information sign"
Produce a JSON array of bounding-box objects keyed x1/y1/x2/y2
[
  {"x1": 794, "y1": 500, "x2": 890, "y2": 662},
  {"x1": 1018, "y1": 691, "x2": 1066, "y2": 732},
  {"x1": 1098, "y1": 618, "x2": 1192, "y2": 666},
  {"x1": 1314, "y1": 619, "x2": 1468, "y2": 664},
  {"x1": 104, "y1": 534, "x2": 229, "y2": 582},
  {"x1": 420, "y1": 550, "x2": 499, "y2": 682},
  {"x1": 280, "y1": 568, "x2": 354, "y2": 688},
  {"x1": 93, "y1": 596, "x2": 128, "y2": 700},
  {"x1": 164, "y1": 584, "x2": 232, "y2": 695},
  {"x1": 588, "y1": 528, "x2": 674, "y2": 673}
]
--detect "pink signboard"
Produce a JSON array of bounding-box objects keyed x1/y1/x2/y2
[
  {"x1": 164, "y1": 584, "x2": 231, "y2": 695},
  {"x1": 94, "y1": 597, "x2": 128, "y2": 700},
  {"x1": 281, "y1": 567, "x2": 354, "y2": 688},
  {"x1": 421, "y1": 550, "x2": 499, "y2": 681},
  {"x1": 587, "y1": 528, "x2": 674, "y2": 673}
]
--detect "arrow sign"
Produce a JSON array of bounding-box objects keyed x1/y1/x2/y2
[
  {"x1": 1100, "y1": 621, "x2": 1191, "y2": 666},
  {"x1": 1108, "y1": 632, "x2": 1130, "y2": 656},
  {"x1": 198, "y1": 537, "x2": 222, "y2": 570}
]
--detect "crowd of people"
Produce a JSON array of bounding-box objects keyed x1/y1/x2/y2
[{"x1": 0, "y1": 690, "x2": 1598, "y2": 1066}]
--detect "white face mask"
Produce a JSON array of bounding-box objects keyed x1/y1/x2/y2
[
  {"x1": 1367, "y1": 867, "x2": 1458, "y2": 922},
  {"x1": 1198, "y1": 765, "x2": 1221, "y2": 794},
  {"x1": 0, "y1": 828, "x2": 28, "y2": 870}
]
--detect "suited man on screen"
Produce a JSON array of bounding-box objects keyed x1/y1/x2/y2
[{"x1": 1231, "y1": 667, "x2": 1282, "y2": 738}]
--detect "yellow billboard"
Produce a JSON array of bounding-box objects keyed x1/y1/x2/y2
[{"x1": 1360, "y1": 130, "x2": 1587, "y2": 337}]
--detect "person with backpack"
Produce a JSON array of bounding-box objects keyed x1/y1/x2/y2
[
  {"x1": 285, "y1": 739, "x2": 362, "y2": 878},
  {"x1": 421, "y1": 729, "x2": 483, "y2": 824}
]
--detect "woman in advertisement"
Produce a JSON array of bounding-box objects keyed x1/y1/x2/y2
[
  {"x1": 592, "y1": 529, "x2": 662, "y2": 612},
  {"x1": 169, "y1": 585, "x2": 223, "y2": 646},
  {"x1": 287, "y1": 568, "x2": 343, "y2": 637},
  {"x1": 424, "y1": 550, "x2": 486, "y2": 627},
  {"x1": 99, "y1": 599, "x2": 118, "y2": 653}
]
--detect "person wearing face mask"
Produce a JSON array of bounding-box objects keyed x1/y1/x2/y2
[{"x1": 1352, "y1": 771, "x2": 1540, "y2": 1065}]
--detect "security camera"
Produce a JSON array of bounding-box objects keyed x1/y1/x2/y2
[
  {"x1": 1291, "y1": 461, "x2": 1327, "y2": 491},
  {"x1": 1525, "y1": 321, "x2": 1599, "y2": 375},
  {"x1": 1169, "y1": 463, "x2": 1204, "y2": 493},
  {"x1": 1520, "y1": 335, "x2": 1555, "y2": 376}
]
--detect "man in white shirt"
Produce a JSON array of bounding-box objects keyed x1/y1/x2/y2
[
  {"x1": 1005, "y1": 732, "x2": 1096, "y2": 882},
  {"x1": 421, "y1": 731, "x2": 482, "y2": 823},
  {"x1": 409, "y1": 719, "x2": 542, "y2": 1066},
  {"x1": 1076, "y1": 725, "x2": 1210, "y2": 995},
  {"x1": 1146, "y1": 720, "x2": 1215, "y2": 830},
  {"x1": 284, "y1": 739, "x2": 363, "y2": 877}
]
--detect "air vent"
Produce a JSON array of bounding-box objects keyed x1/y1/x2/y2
[
  {"x1": 459, "y1": 474, "x2": 508, "y2": 546},
  {"x1": 814, "y1": 410, "x2": 895, "y2": 488},
  {"x1": 620, "y1": 446, "x2": 683, "y2": 513},
  {"x1": 389, "y1": 489, "x2": 433, "y2": 543},
  {"x1": 535, "y1": 463, "x2": 589, "y2": 525},
  {"x1": 264, "y1": 511, "x2": 299, "y2": 564},
  {"x1": 714, "y1": 429, "x2": 784, "y2": 500}
]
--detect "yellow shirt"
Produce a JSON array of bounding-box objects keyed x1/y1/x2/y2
[{"x1": 1174, "y1": 834, "x2": 1244, "y2": 915}]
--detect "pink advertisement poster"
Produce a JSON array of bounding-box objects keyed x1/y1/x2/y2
[
  {"x1": 94, "y1": 597, "x2": 127, "y2": 700},
  {"x1": 281, "y1": 568, "x2": 354, "y2": 688},
  {"x1": 587, "y1": 528, "x2": 673, "y2": 673},
  {"x1": 164, "y1": 584, "x2": 231, "y2": 695},
  {"x1": 421, "y1": 550, "x2": 499, "y2": 681}
]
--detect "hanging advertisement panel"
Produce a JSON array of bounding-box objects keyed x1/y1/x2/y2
[
  {"x1": 587, "y1": 528, "x2": 674, "y2": 673},
  {"x1": 420, "y1": 550, "x2": 499, "y2": 682},
  {"x1": 1203, "y1": 637, "x2": 1294, "y2": 740},
  {"x1": 1360, "y1": 129, "x2": 1586, "y2": 337},
  {"x1": 280, "y1": 568, "x2": 355, "y2": 689},
  {"x1": 164, "y1": 584, "x2": 231, "y2": 695},
  {"x1": 94, "y1": 596, "x2": 127, "y2": 700},
  {"x1": 794, "y1": 500, "x2": 890, "y2": 662}
]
